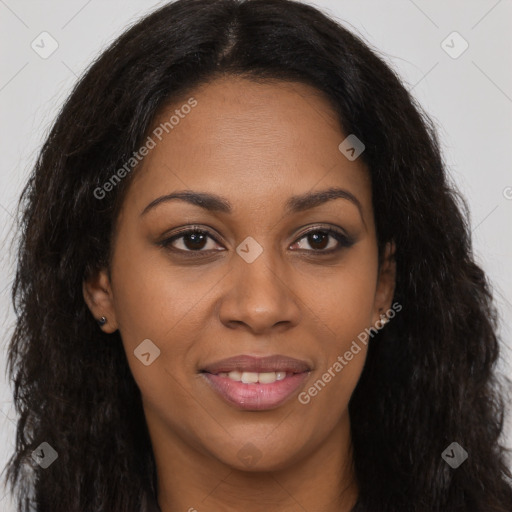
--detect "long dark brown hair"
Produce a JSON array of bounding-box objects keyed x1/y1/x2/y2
[{"x1": 4, "y1": 0, "x2": 512, "y2": 510}]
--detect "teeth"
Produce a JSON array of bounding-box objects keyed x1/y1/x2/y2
[
  {"x1": 241, "y1": 372, "x2": 259, "y2": 384},
  {"x1": 217, "y1": 370, "x2": 291, "y2": 384},
  {"x1": 258, "y1": 372, "x2": 277, "y2": 384}
]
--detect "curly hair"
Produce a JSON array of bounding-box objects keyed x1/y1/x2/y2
[{"x1": 3, "y1": 0, "x2": 512, "y2": 511}]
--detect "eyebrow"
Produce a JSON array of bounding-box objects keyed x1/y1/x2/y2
[{"x1": 140, "y1": 187, "x2": 364, "y2": 220}]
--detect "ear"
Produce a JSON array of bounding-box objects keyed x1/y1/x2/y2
[
  {"x1": 82, "y1": 267, "x2": 119, "y2": 333},
  {"x1": 372, "y1": 241, "x2": 396, "y2": 325}
]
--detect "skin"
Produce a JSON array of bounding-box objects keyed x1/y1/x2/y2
[{"x1": 83, "y1": 75, "x2": 396, "y2": 512}]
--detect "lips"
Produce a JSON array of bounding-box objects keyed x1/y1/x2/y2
[
  {"x1": 201, "y1": 354, "x2": 311, "y2": 374},
  {"x1": 200, "y1": 355, "x2": 311, "y2": 411}
]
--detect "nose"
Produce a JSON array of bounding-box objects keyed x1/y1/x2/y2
[{"x1": 217, "y1": 248, "x2": 301, "y2": 335}]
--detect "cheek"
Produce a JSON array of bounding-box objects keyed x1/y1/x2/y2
[
  {"x1": 110, "y1": 232, "x2": 211, "y2": 344},
  {"x1": 327, "y1": 275, "x2": 377, "y2": 343},
  {"x1": 109, "y1": 232, "x2": 240, "y2": 412},
  {"x1": 298, "y1": 244, "x2": 379, "y2": 340},
  {"x1": 295, "y1": 246, "x2": 377, "y2": 403},
  {"x1": 109, "y1": 236, "x2": 202, "y2": 392}
]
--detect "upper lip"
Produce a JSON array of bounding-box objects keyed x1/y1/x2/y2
[{"x1": 201, "y1": 355, "x2": 311, "y2": 375}]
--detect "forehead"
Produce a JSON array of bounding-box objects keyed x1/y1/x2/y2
[{"x1": 122, "y1": 76, "x2": 371, "y2": 220}]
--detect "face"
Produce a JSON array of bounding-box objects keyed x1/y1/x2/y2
[{"x1": 84, "y1": 76, "x2": 395, "y2": 474}]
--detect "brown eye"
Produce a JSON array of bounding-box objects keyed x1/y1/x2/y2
[
  {"x1": 305, "y1": 231, "x2": 330, "y2": 250},
  {"x1": 291, "y1": 227, "x2": 354, "y2": 253},
  {"x1": 160, "y1": 229, "x2": 223, "y2": 253},
  {"x1": 160, "y1": 225, "x2": 354, "y2": 256},
  {"x1": 180, "y1": 231, "x2": 208, "y2": 250}
]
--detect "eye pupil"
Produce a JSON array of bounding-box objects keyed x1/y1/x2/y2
[
  {"x1": 185, "y1": 231, "x2": 207, "y2": 250},
  {"x1": 308, "y1": 231, "x2": 329, "y2": 250}
]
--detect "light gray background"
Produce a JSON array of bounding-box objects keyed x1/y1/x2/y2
[{"x1": 1, "y1": 1, "x2": 511, "y2": 509}]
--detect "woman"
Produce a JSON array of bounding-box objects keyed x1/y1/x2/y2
[{"x1": 4, "y1": 0, "x2": 512, "y2": 510}]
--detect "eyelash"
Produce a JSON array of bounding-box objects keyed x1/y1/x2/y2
[{"x1": 159, "y1": 225, "x2": 354, "y2": 256}]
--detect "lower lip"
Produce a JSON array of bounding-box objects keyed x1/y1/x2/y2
[{"x1": 202, "y1": 372, "x2": 310, "y2": 410}]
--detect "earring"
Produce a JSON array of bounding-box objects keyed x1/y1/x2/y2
[
  {"x1": 97, "y1": 316, "x2": 107, "y2": 326},
  {"x1": 379, "y1": 313, "x2": 388, "y2": 325}
]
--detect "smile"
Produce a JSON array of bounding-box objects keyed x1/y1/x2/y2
[
  {"x1": 216, "y1": 370, "x2": 288, "y2": 384},
  {"x1": 200, "y1": 355, "x2": 311, "y2": 410}
]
